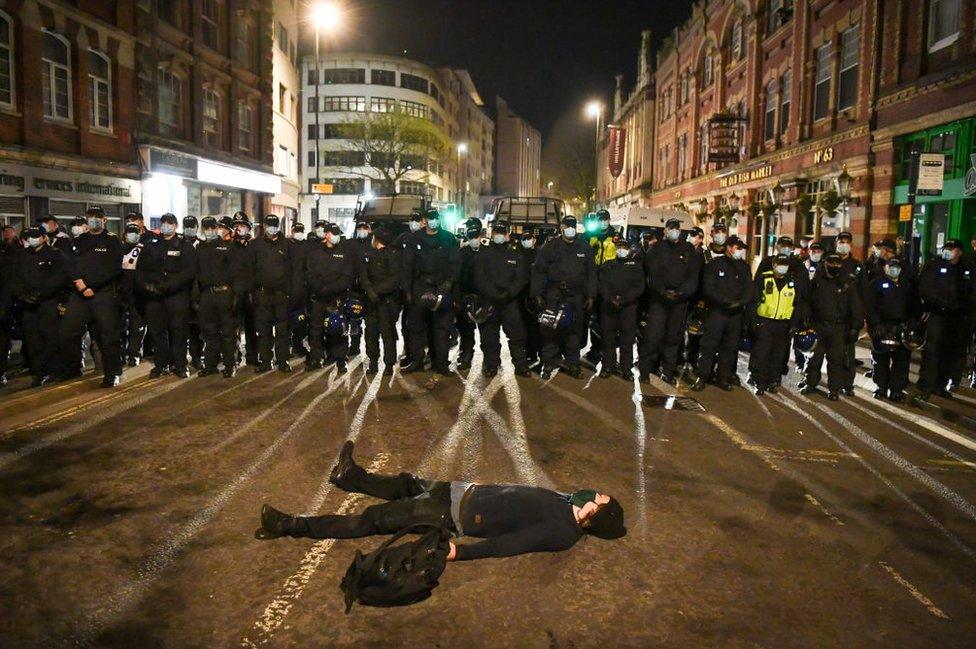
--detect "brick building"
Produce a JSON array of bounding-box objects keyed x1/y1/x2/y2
[
  {"x1": 0, "y1": 0, "x2": 141, "y2": 233},
  {"x1": 597, "y1": 0, "x2": 976, "y2": 264}
]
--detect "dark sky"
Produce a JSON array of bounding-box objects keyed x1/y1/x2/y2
[{"x1": 324, "y1": 0, "x2": 693, "y2": 138}]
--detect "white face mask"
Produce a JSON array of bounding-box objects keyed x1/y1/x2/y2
[
  {"x1": 666, "y1": 228, "x2": 680, "y2": 242},
  {"x1": 492, "y1": 233, "x2": 506, "y2": 245},
  {"x1": 521, "y1": 239, "x2": 535, "y2": 249},
  {"x1": 886, "y1": 266, "x2": 902, "y2": 279},
  {"x1": 292, "y1": 232, "x2": 305, "y2": 241},
  {"x1": 809, "y1": 253, "x2": 823, "y2": 263},
  {"x1": 87, "y1": 217, "x2": 105, "y2": 231},
  {"x1": 314, "y1": 227, "x2": 326, "y2": 238},
  {"x1": 355, "y1": 229, "x2": 370, "y2": 239},
  {"x1": 265, "y1": 226, "x2": 280, "y2": 237},
  {"x1": 732, "y1": 248, "x2": 746, "y2": 260},
  {"x1": 616, "y1": 248, "x2": 630, "y2": 259},
  {"x1": 160, "y1": 223, "x2": 177, "y2": 236},
  {"x1": 774, "y1": 264, "x2": 790, "y2": 276},
  {"x1": 184, "y1": 227, "x2": 198, "y2": 239},
  {"x1": 468, "y1": 238, "x2": 481, "y2": 250},
  {"x1": 941, "y1": 248, "x2": 956, "y2": 261},
  {"x1": 836, "y1": 242, "x2": 851, "y2": 255},
  {"x1": 712, "y1": 232, "x2": 727, "y2": 246},
  {"x1": 27, "y1": 237, "x2": 42, "y2": 248},
  {"x1": 203, "y1": 229, "x2": 219, "y2": 241},
  {"x1": 426, "y1": 218, "x2": 439, "y2": 230},
  {"x1": 71, "y1": 225, "x2": 87, "y2": 237},
  {"x1": 779, "y1": 246, "x2": 793, "y2": 256},
  {"x1": 125, "y1": 232, "x2": 140, "y2": 244},
  {"x1": 563, "y1": 226, "x2": 576, "y2": 238},
  {"x1": 326, "y1": 232, "x2": 338, "y2": 245},
  {"x1": 408, "y1": 220, "x2": 422, "y2": 232}
]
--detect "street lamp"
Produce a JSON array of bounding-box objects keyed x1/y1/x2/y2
[
  {"x1": 547, "y1": 180, "x2": 554, "y2": 195},
  {"x1": 834, "y1": 165, "x2": 853, "y2": 230},
  {"x1": 585, "y1": 101, "x2": 603, "y2": 211},
  {"x1": 312, "y1": 2, "x2": 344, "y2": 223},
  {"x1": 456, "y1": 143, "x2": 468, "y2": 220},
  {"x1": 770, "y1": 180, "x2": 785, "y2": 206},
  {"x1": 728, "y1": 192, "x2": 740, "y2": 213}
]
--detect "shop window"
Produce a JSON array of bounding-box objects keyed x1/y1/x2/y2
[
  {"x1": 42, "y1": 31, "x2": 72, "y2": 121},
  {"x1": 0, "y1": 11, "x2": 14, "y2": 108},
  {"x1": 400, "y1": 73, "x2": 429, "y2": 93},
  {"x1": 237, "y1": 102, "x2": 253, "y2": 152},
  {"x1": 203, "y1": 88, "x2": 221, "y2": 147},
  {"x1": 813, "y1": 42, "x2": 832, "y2": 121},
  {"x1": 88, "y1": 50, "x2": 112, "y2": 131},
  {"x1": 763, "y1": 80, "x2": 777, "y2": 141},
  {"x1": 837, "y1": 27, "x2": 859, "y2": 112},
  {"x1": 928, "y1": 0, "x2": 960, "y2": 52},
  {"x1": 202, "y1": 0, "x2": 222, "y2": 51},
  {"x1": 371, "y1": 69, "x2": 396, "y2": 86},
  {"x1": 370, "y1": 96, "x2": 396, "y2": 113},
  {"x1": 779, "y1": 69, "x2": 791, "y2": 134},
  {"x1": 323, "y1": 68, "x2": 365, "y2": 84}
]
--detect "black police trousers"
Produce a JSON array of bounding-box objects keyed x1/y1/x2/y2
[
  {"x1": 750, "y1": 317, "x2": 791, "y2": 388},
  {"x1": 696, "y1": 310, "x2": 743, "y2": 384},
  {"x1": 254, "y1": 288, "x2": 290, "y2": 367},
  {"x1": 918, "y1": 311, "x2": 970, "y2": 392},
  {"x1": 21, "y1": 298, "x2": 60, "y2": 378},
  {"x1": 199, "y1": 288, "x2": 239, "y2": 371},
  {"x1": 365, "y1": 296, "x2": 400, "y2": 368},
  {"x1": 0, "y1": 297, "x2": 11, "y2": 378},
  {"x1": 520, "y1": 295, "x2": 542, "y2": 366},
  {"x1": 122, "y1": 294, "x2": 147, "y2": 361},
  {"x1": 540, "y1": 294, "x2": 585, "y2": 369},
  {"x1": 407, "y1": 298, "x2": 454, "y2": 371},
  {"x1": 309, "y1": 298, "x2": 348, "y2": 364},
  {"x1": 600, "y1": 302, "x2": 637, "y2": 371},
  {"x1": 240, "y1": 295, "x2": 258, "y2": 365},
  {"x1": 806, "y1": 322, "x2": 847, "y2": 393},
  {"x1": 873, "y1": 345, "x2": 910, "y2": 395},
  {"x1": 639, "y1": 298, "x2": 688, "y2": 378},
  {"x1": 296, "y1": 469, "x2": 453, "y2": 539},
  {"x1": 479, "y1": 298, "x2": 528, "y2": 372},
  {"x1": 145, "y1": 290, "x2": 190, "y2": 372},
  {"x1": 60, "y1": 289, "x2": 122, "y2": 379},
  {"x1": 456, "y1": 302, "x2": 476, "y2": 363}
]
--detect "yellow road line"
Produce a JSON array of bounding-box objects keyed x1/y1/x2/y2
[
  {"x1": 0, "y1": 374, "x2": 99, "y2": 408},
  {"x1": 879, "y1": 561, "x2": 949, "y2": 619}
]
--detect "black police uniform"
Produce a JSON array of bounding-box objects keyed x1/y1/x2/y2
[
  {"x1": 234, "y1": 235, "x2": 258, "y2": 366},
  {"x1": 359, "y1": 242, "x2": 401, "y2": 371},
  {"x1": 137, "y1": 233, "x2": 198, "y2": 374},
  {"x1": 519, "y1": 242, "x2": 542, "y2": 368},
  {"x1": 249, "y1": 234, "x2": 294, "y2": 369},
  {"x1": 917, "y1": 256, "x2": 976, "y2": 394},
  {"x1": 863, "y1": 270, "x2": 917, "y2": 397},
  {"x1": 120, "y1": 237, "x2": 147, "y2": 363},
  {"x1": 696, "y1": 254, "x2": 753, "y2": 385},
  {"x1": 836, "y1": 253, "x2": 864, "y2": 390},
  {"x1": 299, "y1": 240, "x2": 355, "y2": 366},
  {"x1": 344, "y1": 236, "x2": 371, "y2": 356},
  {"x1": 530, "y1": 235, "x2": 596, "y2": 371},
  {"x1": 402, "y1": 228, "x2": 461, "y2": 372},
  {"x1": 805, "y1": 268, "x2": 863, "y2": 395},
  {"x1": 681, "y1": 242, "x2": 712, "y2": 367},
  {"x1": 474, "y1": 239, "x2": 529, "y2": 373},
  {"x1": 0, "y1": 238, "x2": 20, "y2": 382},
  {"x1": 61, "y1": 229, "x2": 124, "y2": 380},
  {"x1": 14, "y1": 242, "x2": 67, "y2": 379},
  {"x1": 197, "y1": 237, "x2": 248, "y2": 373},
  {"x1": 289, "y1": 232, "x2": 318, "y2": 357},
  {"x1": 597, "y1": 252, "x2": 645, "y2": 375},
  {"x1": 392, "y1": 227, "x2": 415, "y2": 364},
  {"x1": 639, "y1": 237, "x2": 702, "y2": 380},
  {"x1": 456, "y1": 242, "x2": 480, "y2": 366}
]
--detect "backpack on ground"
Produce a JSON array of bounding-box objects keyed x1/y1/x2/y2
[{"x1": 339, "y1": 524, "x2": 451, "y2": 613}]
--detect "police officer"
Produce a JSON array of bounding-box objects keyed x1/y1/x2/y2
[
  {"x1": 863, "y1": 256, "x2": 916, "y2": 402},
  {"x1": 803, "y1": 242, "x2": 824, "y2": 282},
  {"x1": 401, "y1": 209, "x2": 461, "y2": 375},
  {"x1": 682, "y1": 225, "x2": 711, "y2": 370},
  {"x1": 37, "y1": 215, "x2": 71, "y2": 252},
  {"x1": 585, "y1": 210, "x2": 617, "y2": 364},
  {"x1": 597, "y1": 237, "x2": 644, "y2": 379},
  {"x1": 61, "y1": 207, "x2": 124, "y2": 387},
  {"x1": 125, "y1": 211, "x2": 150, "y2": 242},
  {"x1": 0, "y1": 224, "x2": 19, "y2": 385},
  {"x1": 750, "y1": 253, "x2": 804, "y2": 395},
  {"x1": 197, "y1": 216, "x2": 247, "y2": 378},
  {"x1": 456, "y1": 217, "x2": 483, "y2": 370},
  {"x1": 834, "y1": 230, "x2": 864, "y2": 390},
  {"x1": 249, "y1": 215, "x2": 294, "y2": 373},
  {"x1": 517, "y1": 230, "x2": 542, "y2": 370},
  {"x1": 138, "y1": 212, "x2": 198, "y2": 378},
  {"x1": 530, "y1": 215, "x2": 596, "y2": 379},
  {"x1": 120, "y1": 222, "x2": 147, "y2": 366},
  {"x1": 299, "y1": 223, "x2": 355, "y2": 372},
  {"x1": 346, "y1": 221, "x2": 372, "y2": 357},
  {"x1": 639, "y1": 217, "x2": 702, "y2": 384},
  {"x1": 291, "y1": 222, "x2": 306, "y2": 241},
  {"x1": 233, "y1": 214, "x2": 258, "y2": 366},
  {"x1": 395, "y1": 210, "x2": 425, "y2": 367},
  {"x1": 182, "y1": 215, "x2": 204, "y2": 370},
  {"x1": 474, "y1": 219, "x2": 530, "y2": 378},
  {"x1": 691, "y1": 237, "x2": 754, "y2": 391},
  {"x1": 14, "y1": 227, "x2": 67, "y2": 385},
  {"x1": 359, "y1": 226, "x2": 400, "y2": 375},
  {"x1": 802, "y1": 253, "x2": 863, "y2": 400},
  {"x1": 917, "y1": 239, "x2": 976, "y2": 398}
]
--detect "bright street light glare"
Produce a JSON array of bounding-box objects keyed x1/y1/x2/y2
[
  {"x1": 312, "y1": 2, "x2": 342, "y2": 32},
  {"x1": 457, "y1": 143, "x2": 468, "y2": 155},
  {"x1": 585, "y1": 101, "x2": 602, "y2": 119}
]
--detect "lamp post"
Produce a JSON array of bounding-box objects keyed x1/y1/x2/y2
[
  {"x1": 311, "y1": 2, "x2": 342, "y2": 223},
  {"x1": 456, "y1": 142, "x2": 468, "y2": 220},
  {"x1": 585, "y1": 100, "x2": 602, "y2": 211},
  {"x1": 834, "y1": 166, "x2": 852, "y2": 232}
]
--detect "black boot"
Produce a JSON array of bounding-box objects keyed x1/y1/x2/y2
[
  {"x1": 329, "y1": 440, "x2": 360, "y2": 486},
  {"x1": 254, "y1": 504, "x2": 302, "y2": 540}
]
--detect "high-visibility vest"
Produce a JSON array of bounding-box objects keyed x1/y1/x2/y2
[
  {"x1": 589, "y1": 235, "x2": 617, "y2": 266},
  {"x1": 756, "y1": 271, "x2": 796, "y2": 320}
]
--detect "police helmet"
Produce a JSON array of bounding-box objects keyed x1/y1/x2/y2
[
  {"x1": 325, "y1": 309, "x2": 347, "y2": 335},
  {"x1": 419, "y1": 291, "x2": 447, "y2": 312},
  {"x1": 686, "y1": 305, "x2": 705, "y2": 336},
  {"x1": 345, "y1": 297, "x2": 365, "y2": 319},
  {"x1": 538, "y1": 303, "x2": 575, "y2": 330},
  {"x1": 901, "y1": 321, "x2": 927, "y2": 351},
  {"x1": 793, "y1": 328, "x2": 818, "y2": 354}
]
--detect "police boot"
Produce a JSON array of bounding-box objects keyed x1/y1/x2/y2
[
  {"x1": 100, "y1": 375, "x2": 120, "y2": 388},
  {"x1": 599, "y1": 364, "x2": 614, "y2": 379},
  {"x1": 402, "y1": 361, "x2": 424, "y2": 374},
  {"x1": 329, "y1": 440, "x2": 361, "y2": 486},
  {"x1": 691, "y1": 376, "x2": 707, "y2": 392},
  {"x1": 456, "y1": 355, "x2": 473, "y2": 371},
  {"x1": 254, "y1": 504, "x2": 302, "y2": 540},
  {"x1": 149, "y1": 365, "x2": 169, "y2": 379},
  {"x1": 827, "y1": 391, "x2": 840, "y2": 401},
  {"x1": 564, "y1": 364, "x2": 583, "y2": 379},
  {"x1": 482, "y1": 366, "x2": 498, "y2": 379},
  {"x1": 539, "y1": 365, "x2": 554, "y2": 380},
  {"x1": 255, "y1": 363, "x2": 271, "y2": 374},
  {"x1": 198, "y1": 367, "x2": 219, "y2": 377},
  {"x1": 873, "y1": 388, "x2": 886, "y2": 400},
  {"x1": 277, "y1": 363, "x2": 293, "y2": 374},
  {"x1": 222, "y1": 366, "x2": 237, "y2": 379},
  {"x1": 366, "y1": 361, "x2": 379, "y2": 375}
]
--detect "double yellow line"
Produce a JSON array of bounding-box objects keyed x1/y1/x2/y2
[{"x1": 0, "y1": 374, "x2": 99, "y2": 409}]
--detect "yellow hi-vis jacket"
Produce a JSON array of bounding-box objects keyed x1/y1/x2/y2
[
  {"x1": 589, "y1": 234, "x2": 616, "y2": 266},
  {"x1": 756, "y1": 271, "x2": 797, "y2": 320}
]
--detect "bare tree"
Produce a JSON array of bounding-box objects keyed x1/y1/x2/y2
[{"x1": 542, "y1": 111, "x2": 596, "y2": 212}]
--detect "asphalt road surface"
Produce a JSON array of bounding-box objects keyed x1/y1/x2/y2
[{"x1": 2, "y1": 345, "x2": 976, "y2": 648}]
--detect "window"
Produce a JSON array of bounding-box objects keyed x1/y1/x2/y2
[
  {"x1": 320, "y1": 150, "x2": 365, "y2": 166},
  {"x1": 322, "y1": 68, "x2": 365, "y2": 84},
  {"x1": 679, "y1": 72, "x2": 689, "y2": 105},
  {"x1": 238, "y1": 102, "x2": 253, "y2": 152},
  {"x1": 702, "y1": 52, "x2": 713, "y2": 87},
  {"x1": 158, "y1": 69, "x2": 182, "y2": 132},
  {"x1": 277, "y1": 22, "x2": 288, "y2": 52},
  {"x1": 813, "y1": 42, "x2": 832, "y2": 121},
  {"x1": 371, "y1": 69, "x2": 395, "y2": 86},
  {"x1": 400, "y1": 100, "x2": 427, "y2": 119},
  {"x1": 42, "y1": 32, "x2": 71, "y2": 121},
  {"x1": 88, "y1": 50, "x2": 112, "y2": 130},
  {"x1": 430, "y1": 84, "x2": 440, "y2": 102},
  {"x1": 308, "y1": 124, "x2": 317, "y2": 139},
  {"x1": 202, "y1": 0, "x2": 220, "y2": 50},
  {"x1": 322, "y1": 95, "x2": 366, "y2": 112},
  {"x1": 321, "y1": 123, "x2": 354, "y2": 139},
  {"x1": 400, "y1": 73, "x2": 429, "y2": 93},
  {"x1": 307, "y1": 68, "x2": 317, "y2": 85},
  {"x1": 763, "y1": 80, "x2": 777, "y2": 141},
  {"x1": 312, "y1": 178, "x2": 364, "y2": 194},
  {"x1": 307, "y1": 149, "x2": 316, "y2": 167},
  {"x1": 203, "y1": 88, "x2": 221, "y2": 147},
  {"x1": 677, "y1": 134, "x2": 687, "y2": 179},
  {"x1": 370, "y1": 96, "x2": 396, "y2": 113},
  {"x1": 837, "y1": 27, "x2": 859, "y2": 111},
  {"x1": 779, "y1": 69, "x2": 791, "y2": 134},
  {"x1": 0, "y1": 12, "x2": 13, "y2": 107},
  {"x1": 278, "y1": 83, "x2": 286, "y2": 113},
  {"x1": 307, "y1": 96, "x2": 317, "y2": 112},
  {"x1": 235, "y1": 17, "x2": 254, "y2": 69},
  {"x1": 928, "y1": 0, "x2": 960, "y2": 52},
  {"x1": 731, "y1": 18, "x2": 743, "y2": 61},
  {"x1": 699, "y1": 124, "x2": 709, "y2": 172},
  {"x1": 159, "y1": 0, "x2": 180, "y2": 27},
  {"x1": 399, "y1": 181, "x2": 426, "y2": 195}
]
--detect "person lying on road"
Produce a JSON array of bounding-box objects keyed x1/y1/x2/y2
[{"x1": 255, "y1": 441, "x2": 626, "y2": 560}]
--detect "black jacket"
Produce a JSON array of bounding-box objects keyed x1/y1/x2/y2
[
  {"x1": 863, "y1": 275, "x2": 918, "y2": 327},
  {"x1": 299, "y1": 241, "x2": 355, "y2": 301},
  {"x1": 14, "y1": 244, "x2": 68, "y2": 302},
  {"x1": 343, "y1": 237, "x2": 371, "y2": 292},
  {"x1": 597, "y1": 255, "x2": 645, "y2": 307},
  {"x1": 645, "y1": 239, "x2": 701, "y2": 302},
  {"x1": 808, "y1": 273, "x2": 863, "y2": 326},
  {"x1": 359, "y1": 244, "x2": 401, "y2": 299},
  {"x1": 530, "y1": 236, "x2": 597, "y2": 300},
  {"x1": 248, "y1": 235, "x2": 293, "y2": 293},
  {"x1": 459, "y1": 244, "x2": 479, "y2": 294},
  {"x1": 136, "y1": 233, "x2": 197, "y2": 296},
  {"x1": 702, "y1": 255, "x2": 753, "y2": 313},
  {"x1": 197, "y1": 239, "x2": 249, "y2": 293},
  {"x1": 65, "y1": 230, "x2": 123, "y2": 291},
  {"x1": 918, "y1": 257, "x2": 976, "y2": 315},
  {"x1": 401, "y1": 228, "x2": 461, "y2": 295},
  {"x1": 474, "y1": 242, "x2": 528, "y2": 302}
]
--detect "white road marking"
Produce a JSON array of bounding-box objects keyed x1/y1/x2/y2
[
  {"x1": 879, "y1": 561, "x2": 950, "y2": 619},
  {"x1": 852, "y1": 389, "x2": 976, "y2": 453}
]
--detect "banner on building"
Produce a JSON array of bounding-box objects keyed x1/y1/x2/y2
[
  {"x1": 916, "y1": 153, "x2": 945, "y2": 196},
  {"x1": 608, "y1": 126, "x2": 626, "y2": 179},
  {"x1": 964, "y1": 153, "x2": 976, "y2": 197},
  {"x1": 707, "y1": 114, "x2": 744, "y2": 164}
]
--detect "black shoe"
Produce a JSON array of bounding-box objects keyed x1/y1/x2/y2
[
  {"x1": 864, "y1": 369, "x2": 874, "y2": 379},
  {"x1": 616, "y1": 367, "x2": 634, "y2": 381},
  {"x1": 191, "y1": 357, "x2": 204, "y2": 371},
  {"x1": 305, "y1": 360, "x2": 322, "y2": 370},
  {"x1": 149, "y1": 366, "x2": 169, "y2": 378},
  {"x1": 637, "y1": 372, "x2": 649, "y2": 384},
  {"x1": 348, "y1": 349, "x2": 360, "y2": 359},
  {"x1": 173, "y1": 368, "x2": 190, "y2": 379},
  {"x1": 366, "y1": 362, "x2": 379, "y2": 375},
  {"x1": 0, "y1": 374, "x2": 7, "y2": 387},
  {"x1": 483, "y1": 366, "x2": 498, "y2": 379},
  {"x1": 716, "y1": 381, "x2": 734, "y2": 392},
  {"x1": 100, "y1": 375, "x2": 121, "y2": 388},
  {"x1": 126, "y1": 356, "x2": 140, "y2": 367},
  {"x1": 888, "y1": 391, "x2": 906, "y2": 403},
  {"x1": 691, "y1": 377, "x2": 706, "y2": 392},
  {"x1": 402, "y1": 362, "x2": 424, "y2": 374},
  {"x1": 329, "y1": 440, "x2": 358, "y2": 485},
  {"x1": 435, "y1": 366, "x2": 452, "y2": 377},
  {"x1": 800, "y1": 385, "x2": 816, "y2": 395},
  {"x1": 30, "y1": 375, "x2": 52, "y2": 387},
  {"x1": 398, "y1": 356, "x2": 413, "y2": 368},
  {"x1": 456, "y1": 357, "x2": 472, "y2": 371},
  {"x1": 599, "y1": 365, "x2": 614, "y2": 379},
  {"x1": 747, "y1": 376, "x2": 757, "y2": 387},
  {"x1": 658, "y1": 373, "x2": 676, "y2": 386},
  {"x1": 255, "y1": 504, "x2": 298, "y2": 540},
  {"x1": 277, "y1": 363, "x2": 293, "y2": 373},
  {"x1": 827, "y1": 392, "x2": 840, "y2": 401},
  {"x1": 222, "y1": 367, "x2": 237, "y2": 379},
  {"x1": 540, "y1": 366, "x2": 554, "y2": 380},
  {"x1": 934, "y1": 388, "x2": 953, "y2": 399},
  {"x1": 564, "y1": 365, "x2": 583, "y2": 379},
  {"x1": 873, "y1": 389, "x2": 885, "y2": 400},
  {"x1": 383, "y1": 367, "x2": 394, "y2": 377},
  {"x1": 766, "y1": 384, "x2": 779, "y2": 395},
  {"x1": 336, "y1": 362, "x2": 347, "y2": 375},
  {"x1": 755, "y1": 386, "x2": 766, "y2": 396},
  {"x1": 514, "y1": 366, "x2": 531, "y2": 377},
  {"x1": 840, "y1": 388, "x2": 855, "y2": 397},
  {"x1": 198, "y1": 367, "x2": 218, "y2": 377},
  {"x1": 255, "y1": 364, "x2": 271, "y2": 374}
]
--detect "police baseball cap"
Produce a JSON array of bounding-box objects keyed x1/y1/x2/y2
[
  {"x1": 838, "y1": 231, "x2": 853, "y2": 241},
  {"x1": 124, "y1": 223, "x2": 141, "y2": 234},
  {"x1": 86, "y1": 206, "x2": 106, "y2": 217},
  {"x1": 37, "y1": 215, "x2": 57, "y2": 224},
  {"x1": 125, "y1": 212, "x2": 144, "y2": 222},
  {"x1": 885, "y1": 256, "x2": 903, "y2": 268},
  {"x1": 727, "y1": 236, "x2": 748, "y2": 249},
  {"x1": 880, "y1": 238, "x2": 897, "y2": 251},
  {"x1": 561, "y1": 215, "x2": 577, "y2": 228},
  {"x1": 689, "y1": 227, "x2": 704, "y2": 238},
  {"x1": 596, "y1": 209, "x2": 611, "y2": 221},
  {"x1": 409, "y1": 209, "x2": 423, "y2": 222},
  {"x1": 777, "y1": 236, "x2": 794, "y2": 246},
  {"x1": 182, "y1": 215, "x2": 199, "y2": 227},
  {"x1": 69, "y1": 216, "x2": 87, "y2": 227},
  {"x1": 328, "y1": 224, "x2": 342, "y2": 236},
  {"x1": 314, "y1": 219, "x2": 328, "y2": 228},
  {"x1": 233, "y1": 210, "x2": 249, "y2": 221},
  {"x1": 425, "y1": 208, "x2": 440, "y2": 220},
  {"x1": 665, "y1": 218, "x2": 682, "y2": 229},
  {"x1": 24, "y1": 226, "x2": 43, "y2": 238},
  {"x1": 810, "y1": 241, "x2": 825, "y2": 251},
  {"x1": 372, "y1": 226, "x2": 392, "y2": 245},
  {"x1": 586, "y1": 496, "x2": 626, "y2": 540},
  {"x1": 292, "y1": 222, "x2": 305, "y2": 232},
  {"x1": 200, "y1": 216, "x2": 218, "y2": 228},
  {"x1": 233, "y1": 215, "x2": 252, "y2": 228},
  {"x1": 773, "y1": 253, "x2": 791, "y2": 265},
  {"x1": 491, "y1": 219, "x2": 510, "y2": 233},
  {"x1": 944, "y1": 238, "x2": 964, "y2": 250},
  {"x1": 160, "y1": 213, "x2": 178, "y2": 224},
  {"x1": 464, "y1": 217, "x2": 482, "y2": 232},
  {"x1": 355, "y1": 221, "x2": 370, "y2": 229},
  {"x1": 264, "y1": 214, "x2": 280, "y2": 227},
  {"x1": 711, "y1": 222, "x2": 727, "y2": 232},
  {"x1": 824, "y1": 252, "x2": 843, "y2": 266}
]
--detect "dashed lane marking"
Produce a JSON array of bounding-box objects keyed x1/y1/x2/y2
[
  {"x1": 803, "y1": 494, "x2": 845, "y2": 526},
  {"x1": 879, "y1": 561, "x2": 950, "y2": 620}
]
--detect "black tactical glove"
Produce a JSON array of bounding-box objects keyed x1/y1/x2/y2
[
  {"x1": 366, "y1": 289, "x2": 379, "y2": 302},
  {"x1": 610, "y1": 295, "x2": 623, "y2": 309},
  {"x1": 664, "y1": 289, "x2": 680, "y2": 302},
  {"x1": 584, "y1": 297, "x2": 594, "y2": 311},
  {"x1": 533, "y1": 295, "x2": 546, "y2": 311}
]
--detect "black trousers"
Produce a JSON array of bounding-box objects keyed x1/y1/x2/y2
[
  {"x1": 199, "y1": 289, "x2": 239, "y2": 370},
  {"x1": 0, "y1": 296, "x2": 15, "y2": 377},
  {"x1": 456, "y1": 303, "x2": 476, "y2": 362},
  {"x1": 520, "y1": 296, "x2": 542, "y2": 365},
  {"x1": 291, "y1": 303, "x2": 309, "y2": 356},
  {"x1": 639, "y1": 298, "x2": 688, "y2": 378},
  {"x1": 479, "y1": 298, "x2": 527, "y2": 371},
  {"x1": 309, "y1": 299, "x2": 349, "y2": 364},
  {"x1": 122, "y1": 295, "x2": 147, "y2": 361},
  {"x1": 540, "y1": 294, "x2": 585, "y2": 368},
  {"x1": 254, "y1": 288, "x2": 290, "y2": 367},
  {"x1": 918, "y1": 312, "x2": 969, "y2": 392},
  {"x1": 407, "y1": 300, "x2": 454, "y2": 371},
  {"x1": 806, "y1": 322, "x2": 846, "y2": 393},
  {"x1": 750, "y1": 317, "x2": 791, "y2": 387},
  {"x1": 696, "y1": 310, "x2": 742, "y2": 383},
  {"x1": 348, "y1": 290, "x2": 364, "y2": 354},
  {"x1": 188, "y1": 302, "x2": 203, "y2": 365},
  {"x1": 296, "y1": 468, "x2": 453, "y2": 539},
  {"x1": 21, "y1": 298, "x2": 60, "y2": 378},
  {"x1": 600, "y1": 303, "x2": 637, "y2": 371},
  {"x1": 60, "y1": 289, "x2": 122, "y2": 379},
  {"x1": 145, "y1": 291, "x2": 190, "y2": 371},
  {"x1": 873, "y1": 345, "x2": 910, "y2": 394},
  {"x1": 365, "y1": 296, "x2": 400, "y2": 368},
  {"x1": 240, "y1": 295, "x2": 257, "y2": 365},
  {"x1": 586, "y1": 297, "x2": 602, "y2": 361}
]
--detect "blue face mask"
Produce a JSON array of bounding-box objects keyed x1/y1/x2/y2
[
  {"x1": 941, "y1": 248, "x2": 955, "y2": 261},
  {"x1": 204, "y1": 229, "x2": 219, "y2": 241},
  {"x1": 356, "y1": 229, "x2": 369, "y2": 239},
  {"x1": 125, "y1": 232, "x2": 140, "y2": 244},
  {"x1": 616, "y1": 248, "x2": 630, "y2": 259},
  {"x1": 712, "y1": 232, "x2": 727, "y2": 246},
  {"x1": 160, "y1": 223, "x2": 176, "y2": 236},
  {"x1": 184, "y1": 227, "x2": 198, "y2": 239},
  {"x1": 87, "y1": 217, "x2": 104, "y2": 231},
  {"x1": 492, "y1": 234, "x2": 506, "y2": 245},
  {"x1": 563, "y1": 226, "x2": 577, "y2": 238},
  {"x1": 886, "y1": 265, "x2": 902, "y2": 279},
  {"x1": 666, "y1": 228, "x2": 680, "y2": 242},
  {"x1": 521, "y1": 238, "x2": 535, "y2": 249},
  {"x1": 774, "y1": 264, "x2": 789, "y2": 276},
  {"x1": 265, "y1": 226, "x2": 280, "y2": 237},
  {"x1": 408, "y1": 220, "x2": 422, "y2": 232},
  {"x1": 732, "y1": 248, "x2": 746, "y2": 260},
  {"x1": 427, "y1": 218, "x2": 440, "y2": 230},
  {"x1": 27, "y1": 237, "x2": 42, "y2": 248},
  {"x1": 71, "y1": 225, "x2": 87, "y2": 237}
]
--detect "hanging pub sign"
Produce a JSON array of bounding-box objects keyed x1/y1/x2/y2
[
  {"x1": 916, "y1": 153, "x2": 945, "y2": 196},
  {"x1": 608, "y1": 125, "x2": 626, "y2": 178},
  {"x1": 707, "y1": 113, "x2": 745, "y2": 164},
  {"x1": 963, "y1": 153, "x2": 976, "y2": 197}
]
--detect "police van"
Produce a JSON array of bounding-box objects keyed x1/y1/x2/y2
[
  {"x1": 604, "y1": 206, "x2": 695, "y2": 244},
  {"x1": 483, "y1": 196, "x2": 567, "y2": 240},
  {"x1": 354, "y1": 193, "x2": 431, "y2": 236}
]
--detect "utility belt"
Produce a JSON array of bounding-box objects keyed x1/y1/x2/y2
[
  {"x1": 206, "y1": 284, "x2": 232, "y2": 293},
  {"x1": 254, "y1": 286, "x2": 286, "y2": 295}
]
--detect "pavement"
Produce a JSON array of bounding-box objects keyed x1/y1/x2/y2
[{"x1": 1, "y1": 344, "x2": 976, "y2": 648}]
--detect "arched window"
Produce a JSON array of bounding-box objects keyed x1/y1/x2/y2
[
  {"x1": 0, "y1": 11, "x2": 14, "y2": 108},
  {"x1": 203, "y1": 87, "x2": 221, "y2": 147},
  {"x1": 158, "y1": 68, "x2": 183, "y2": 134},
  {"x1": 88, "y1": 50, "x2": 112, "y2": 130},
  {"x1": 42, "y1": 31, "x2": 72, "y2": 120},
  {"x1": 730, "y1": 17, "x2": 743, "y2": 60},
  {"x1": 702, "y1": 50, "x2": 714, "y2": 87},
  {"x1": 237, "y1": 101, "x2": 253, "y2": 152}
]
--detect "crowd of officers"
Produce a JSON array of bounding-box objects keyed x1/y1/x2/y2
[{"x1": 0, "y1": 206, "x2": 974, "y2": 403}]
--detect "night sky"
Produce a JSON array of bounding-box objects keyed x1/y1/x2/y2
[{"x1": 320, "y1": 0, "x2": 693, "y2": 137}]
